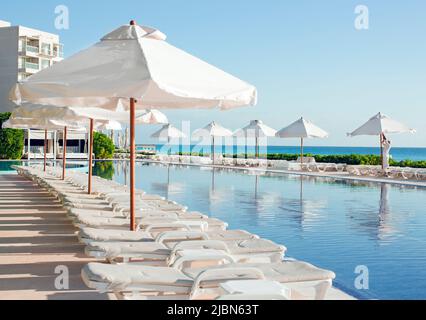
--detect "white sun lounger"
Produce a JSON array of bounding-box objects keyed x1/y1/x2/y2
[
  {"x1": 85, "y1": 236, "x2": 286, "y2": 264},
  {"x1": 81, "y1": 257, "x2": 335, "y2": 300},
  {"x1": 78, "y1": 228, "x2": 258, "y2": 244},
  {"x1": 73, "y1": 215, "x2": 227, "y2": 232}
]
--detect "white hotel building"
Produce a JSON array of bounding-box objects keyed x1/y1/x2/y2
[{"x1": 0, "y1": 20, "x2": 89, "y2": 160}]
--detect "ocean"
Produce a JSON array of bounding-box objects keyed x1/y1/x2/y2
[{"x1": 148, "y1": 145, "x2": 426, "y2": 162}]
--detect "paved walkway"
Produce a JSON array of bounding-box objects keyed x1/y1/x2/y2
[{"x1": 0, "y1": 174, "x2": 110, "y2": 300}]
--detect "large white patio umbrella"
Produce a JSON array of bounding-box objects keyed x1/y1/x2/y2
[
  {"x1": 276, "y1": 117, "x2": 329, "y2": 164},
  {"x1": 151, "y1": 124, "x2": 186, "y2": 156},
  {"x1": 3, "y1": 116, "x2": 86, "y2": 175},
  {"x1": 234, "y1": 120, "x2": 277, "y2": 159},
  {"x1": 348, "y1": 112, "x2": 415, "y2": 168},
  {"x1": 10, "y1": 21, "x2": 257, "y2": 231},
  {"x1": 193, "y1": 122, "x2": 233, "y2": 162}
]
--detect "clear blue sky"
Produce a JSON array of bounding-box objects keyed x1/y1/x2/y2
[{"x1": 2, "y1": 0, "x2": 426, "y2": 147}]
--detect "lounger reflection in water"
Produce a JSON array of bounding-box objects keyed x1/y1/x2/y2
[
  {"x1": 82, "y1": 255, "x2": 335, "y2": 300},
  {"x1": 84, "y1": 231, "x2": 286, "y2": 264}
]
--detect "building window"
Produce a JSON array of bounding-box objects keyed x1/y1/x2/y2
[
  {"x1": 18, "y1": 38, "x2": 26, "y2": 52},
  {"x1": 41, "y1": 43, "x2": 51, "y2": 56},
  {"x1": 41, "y1": 59, "x2": 50, "y2": 70}
]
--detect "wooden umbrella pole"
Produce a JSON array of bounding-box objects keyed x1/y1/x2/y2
[
  {"x1": 130, "y1": 97, "x2": 136, "y2": 231},
  {"x1": 255, "y1": 137, "x2": 259, "y2": 159},
  {"x1": 88, "y1": 119, "x2": 94, "y2": 194},
  {"x1": 380, "y1": 133, "x2": 384, "y2": 169},
  {"x1": 44, "y1": 129, "x2": 47, "y2": 172},
  {"x1": 301, "y1": 137, "x2": 304, "y2": 165},
  {"x1": 212, "y1": 136, "x2": 215, "y2": 163},
  {"x1": 62, "y1": 127, "x2": 67, "y2": 180}
]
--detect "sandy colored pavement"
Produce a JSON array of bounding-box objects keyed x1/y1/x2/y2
[{"x1": 0, "y1": 174, "x2": 111, "y2": 300}]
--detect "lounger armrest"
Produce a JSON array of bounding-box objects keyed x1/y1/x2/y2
[
  {"x1": 141, "y1": 222, "x2": 189, "y2": 232},
  {"x1": 142, "y1": 221, "x2": 209, "y2": 233},
  {"x1": 189, "y1": 267, "x2": 266, "y2": 300},
  {"x1": 171, "y1": 251, "x2": 236, "y2": 271},
  {"x1": 172, "y1": 240, "x2": 228, "y2": 253},
  {"x1": 156, "y1": 231, "x2": 209, "y2": 244}
]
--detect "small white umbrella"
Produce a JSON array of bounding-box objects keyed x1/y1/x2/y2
[
  {"x1": 193, "y1": 122, "x2": 233, "y2": 161},
  {"x1": 96, "y1": 120, "x2": 122, "y2": 131},
  {"x1": 276, "y1": 117, "x2": 329, "y2": 164},
  {"x1": 234, "y1": 120, "x2": 277, "y2": 159},
  {"x1": 151, "y1": 124, "x2": 186, "y2": 156},
  {"x1": 348, "y1": 112, "x2": 415, "y2": 168},
  {"x1": 10, "y1": 21, "x2": 257, "y2": 231}
]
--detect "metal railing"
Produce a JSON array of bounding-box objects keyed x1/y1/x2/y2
[
  {"x1": 25, "y1": 62, "x2": 39, "y2": 70},
  {"x1": 26, "y1": 45, "x2": 39, "y2": 53},
  {"x1": 57, "y1": 146, "x2": 82, "y2": 154}
]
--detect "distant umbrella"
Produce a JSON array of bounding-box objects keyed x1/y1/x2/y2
[
  {"x1": 151, "y1": 124, "x2": 186, "y2": 155},
  {"x1": 193, "y1": 122, "x2": 233, "y2": 162},
  {"x1": 234, "y1": 120, "x2": 277, "y2": 159},
  {"x1": 348, "y1": 113, "x2": 415, "y2": 168},
  {"x1": 276, "y1": 117, "x2": 329, "y2": 164}
]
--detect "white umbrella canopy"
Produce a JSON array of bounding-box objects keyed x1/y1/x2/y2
[
  {"x1": 193, "y1": 122, "x2": 233, "y2": 161},
  {"x1": 348, "y1": 112, "x2": 416, "y2": 137},
  {"x1": 276, "y1": 117, "x2": 329, "y2": 165},
  {"x1": 133, "y1": 109, "x2": 168, "y2": 125},
  {"x1": 234, "y1": 120, "x2": 277, "y2": 159},
  {"x1": 9, "y1": 20, "x2": 257, "y2": 232},
  {"x1": 192, "y1": 121, "x2": 233, "y2": 138},
  {"x1": 276, "y1": 117, "x2": 329, "y2": 139},
  {"x1": 3, "y1": 117, "x2": 87, "y2": 131},
  {"x1": 96, "y1": 120, "x2": 122, "y2": 131},
  {"x1": 151, "y1": 124, "x2": 186, "y2": 156},
  {"x1": 234, "y1": 120, "x2": 277, "y2": 138},
  {"x1": 348, "y1": 112, "x2": 416, "y2": 169},
  {"x1": 10, "y1": 23, "x2": 257, "y2": 110},
  {"x1": 151, "y1": 124, "x2": 186, "y2": 139},
  {"x1": 12, "y1": 103, "x2": 164, "y2": 125}
]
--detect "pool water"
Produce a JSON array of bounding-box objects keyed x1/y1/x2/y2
[{"x1": 96, "y1": 160, "x2": 426, "y2": 300}]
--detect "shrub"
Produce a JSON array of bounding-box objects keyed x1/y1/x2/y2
[
  {"x1": 93, "y1": 161, "x2": 115, "y2": 180},
  {"x1": 178, "y1": 151, "x2": 426, "y2": 169},
  {"x1": 0, "y1": 113, "x2": 24, "y2": 160},
  {"x1": 93, "y1": 132, "x2": 115, "y2": 159}
]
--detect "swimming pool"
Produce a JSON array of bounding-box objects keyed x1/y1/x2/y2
[
  {"x1": 5, "y1": 160, "x2": 426, "y2": 299},
  {"x1": 94, "y1": 160, "x2": 425, "y2": 300}
]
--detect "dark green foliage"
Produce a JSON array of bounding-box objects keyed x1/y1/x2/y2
[
  {"x1": 93, "y1": 132, "x2": 115, "y2": 159},
  {"x1": 0, "y1": 112, "x2": 24, "y2": 160},
  {"x1": 93, "y1": 161, "x2": 115, "y2": 180},
  {"x1": 178, "y1": 151, "x2": 426, "y2": 168}
]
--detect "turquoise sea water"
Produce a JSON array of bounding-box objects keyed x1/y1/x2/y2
[{"x1": 149, "y1": 145, "x2": 426, "y2": 162}]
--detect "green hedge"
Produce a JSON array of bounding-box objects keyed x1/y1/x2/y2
[
  {"x1": 178, "y1": 152, "x2": 426, "y2": 169},
  {"x1": 93, "y1": 132, "x2": 115, "y2": 159},
  {"x1": 0, "y1": 113, "x2": 24, "y2": 160}
]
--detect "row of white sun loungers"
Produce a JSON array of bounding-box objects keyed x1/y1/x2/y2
[
  {"x1": 14, "y1": 165, "x2": 336, "y2": 300},
  {"x1": 347, "y1": 165, "x2": 426, "y2": 181},
  {"x1": 152, "y1": 155, "x2": 347, "y2": 172}
]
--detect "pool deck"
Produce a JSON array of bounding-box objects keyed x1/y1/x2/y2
[
  {"x1": 0, "y1": 174, "x2": 112, "y2": 300},
  {"x1": 143, "y1": 159, "x2": 426, "y2": 189},
  {"x1": 0, "y1": 172, "x2": 355, "y2": 300}
]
